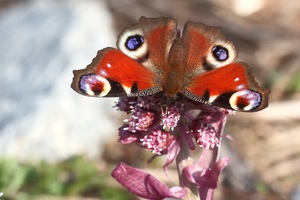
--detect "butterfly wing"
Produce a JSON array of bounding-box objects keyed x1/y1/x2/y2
[
  {"x1": 183, "y1": 62, "x2": 270, "y2": 111},
  {"x1": 181, "y1": 22, "x2": 269, "y2": 111},
  {"x1": 71, "y1": 48, "x2": 161, "y2": 97},
  {"x1": 72, "y1": 17, "x2": 178, "y2": 97}
]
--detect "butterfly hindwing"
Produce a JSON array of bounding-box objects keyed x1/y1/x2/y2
[{"x1": 183, "y1": 62, "x2": 269, "y2": 111}]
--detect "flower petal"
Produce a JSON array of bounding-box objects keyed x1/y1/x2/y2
[
  {"x1": 180, "y1": 124, "x2": 196, "y2": 150},
  {"x1": 183, "y1": 157, "x2": 229, "y2": 189},
  {"x1": 112, "y1": 162, "x2": 187, "y2": 199},
  {"x1": 118, "y1": 126, "x2": 138, "y2": 144},
  {"x1": 163, "y1": 139, "x2": 181, "y2": 179},
  {"x1": 170, "y1": 186, "x2": 188, "y2": 198}
]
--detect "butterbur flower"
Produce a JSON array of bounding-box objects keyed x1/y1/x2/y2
[
  {"x1": 114, "y1": 96, "x2": 137, "y2": 113},
  {"x1": 140, "y1": 129, "x2": 173, "y2": 155},
  {"x1": 113, "y1": 93, "x2": 229, "y2": 199},
  {"x1": 126, "y1": 107, "x2": 155, "y2": 132},
  {"x1": 194, "y1": 124, "x2": 220, "y2": 149},
  {"x1": 161, "y1": 100, "x2": 184, "y2": 130},
  {"x1": 116, "y1": 93, "x2": 180, "y2": 155}
]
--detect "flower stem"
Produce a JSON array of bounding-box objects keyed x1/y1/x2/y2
[
  {"x1": 176, "y1": 137, "x2": 199, "y2": 200},
  {"x1": 176, "y1": 114, "x2": 228, "y2": 200},
  {"x1": 199, "y1": 116, "x2": 228, "y2": 200}
]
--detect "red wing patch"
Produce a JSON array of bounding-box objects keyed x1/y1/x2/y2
[
  {"x1": 185, "y1": 63, "x2": 249, "y2": 98},
  {"x1": 183, "y1": 62, "x2": 269, "y2": 111},
  {"x1": 72, "y1": 48, "x2": 161, "y2": 97}
]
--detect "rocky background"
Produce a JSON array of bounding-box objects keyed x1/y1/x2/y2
[
  {"x1": 0, "y1": 0, "x2": 120, "y2": 161},
  {"x1": 0, "y1": 0, "x2": 299, "y2": 199}
]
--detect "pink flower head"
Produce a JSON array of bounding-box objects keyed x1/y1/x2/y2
[
  {"x1": 114, "y1": 96, "x2": 137, "y2": 113},
  {"x1": 161, "y1": 100, "x2": 184, "y2": 130},
  {"x1": 140, "y1": 129, "x2": 173, "y2": 155},
  {"x1": 114, "y1": 93, "x2": 230, "y2": 199},
  {"x1": 126, "y1": 107, "x2": 155, "y2": 132},
  {"x1": 115, "y1": 93, "x2": 181, "y2": 155},
  {"x1": 194, "y1": 124, "x2": 220, "y2": 149},
  {"x1": 114, "y1": 93, "x2": 228, "y2": 155}
]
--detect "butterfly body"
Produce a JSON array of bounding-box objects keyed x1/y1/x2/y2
[{"x1": 71, "y1": 17, "x2": 269, "y2": 112}]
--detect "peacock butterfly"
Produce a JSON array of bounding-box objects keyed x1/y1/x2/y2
[{"x1": 71, "y1": 17, "x2": 269, "y2": 112}]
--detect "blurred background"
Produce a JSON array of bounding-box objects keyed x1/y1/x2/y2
[{"x1": 0, "y1": 0, "x2": 299, "y2": 199}]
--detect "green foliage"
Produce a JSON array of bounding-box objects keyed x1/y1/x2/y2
[
  {"x1": 287, "y1": 71, "x2": 300, "y2": 94},
  {"x1": 0, "y1": 156, "x2": 135, "y2": 199},
  {"x1": 267, "y1": 70, "x2": 300, "y2": 96}
]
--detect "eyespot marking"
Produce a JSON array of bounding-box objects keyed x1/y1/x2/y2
[
  {"x1": 212, "y1": 45, "x2": 228, "y2": 61},
  {"x1": 125, "y1": 35, "x2": 144, "y2": 51},
  {"x1": 229, "y1": 89, "x2": 262, "y2": 111},
  {"x1": 79, "y1": 74, "x2": 111, "y2": 97},
  {"x1": 117, "y1": 29, "x2": 148, "y2": 60}
]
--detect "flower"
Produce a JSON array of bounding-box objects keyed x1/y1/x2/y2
[
  {"x1": 126, "y1": 107, "x2": 155, "y2": 132},
  {"x1": 161, "y1": 100, "x2": 184, "y2": 130},
  {"x1": 194, "y1": 124, "x2": 219, "y2": 149},
  {"x1": 115, "y1": 93, "x2": 228, "y2": 155},
  {"x1": 113, "y1": 93, "x2": 230, "y2": 199},
  {"x1": 116, "y1": 93, "x2": 180, "y2": 155},
  {"x1": 140, "y1": 129, "x2": 173, "y2": 155}
]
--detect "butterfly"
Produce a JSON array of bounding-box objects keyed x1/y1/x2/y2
[{"x1": 71, "y1": 17, "x2": 269, "y2": 112}]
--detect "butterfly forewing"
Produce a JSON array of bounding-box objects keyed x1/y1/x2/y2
[{"x1": 71, "y1": 48, "x2": 161, "y2": 97}]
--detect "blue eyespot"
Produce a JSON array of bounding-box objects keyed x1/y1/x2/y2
[
  {"x1": 125, "y1": 35, "x2": 144, "y2": 51},
  {"x1": 212, "y1": 46, "x2": 228, "y2": 61}
]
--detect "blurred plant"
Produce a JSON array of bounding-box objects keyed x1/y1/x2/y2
[
  {"x1": 111, "y1": 93, "x2": 230, "y2": 200},
  {"x1": 0, "y1": 156, "x2": 135, "y2": 200},
  {"x1": 287, "y1": 71, "x2": 300, "y2": 94}
]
